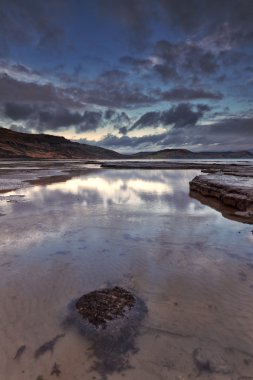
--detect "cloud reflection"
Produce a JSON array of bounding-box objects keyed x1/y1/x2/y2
[{"x1": 3, "y1": 169, "x2": 217, "y2": 218}]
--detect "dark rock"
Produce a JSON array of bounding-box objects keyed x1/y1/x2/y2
[
  {"x1": 76, "y1": 286, "x2": 135, "y2": 328},
  {"x1": 190, "y1": 174, "x2": 253, "y2": 212}
]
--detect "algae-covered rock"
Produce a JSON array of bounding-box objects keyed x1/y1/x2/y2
[{"x1": 76, "y1": 286, "x2": 135, "y2": 328}]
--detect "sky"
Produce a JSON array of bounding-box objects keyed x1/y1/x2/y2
[{"x1": 0, "y1": 0, "x2": 253, "y2": 153}]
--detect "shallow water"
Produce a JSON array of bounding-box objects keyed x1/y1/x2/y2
[{"x1": 1, "y1": 168, "x2": 253, "y2": 380}]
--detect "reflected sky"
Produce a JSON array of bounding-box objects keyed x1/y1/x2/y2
[
  {"x1": 1, "y1": 169, "x2": 252, "y2": 254},
  {"x1": 1, "y1": 169, "x2": 253, "y2": 380},
  {"x1": 2, "y1": 169, "x2": 216, "y2": 215}
]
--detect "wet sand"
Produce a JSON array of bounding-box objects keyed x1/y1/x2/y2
[{"x1": 1, "y1": 162, "x2": 253, "y2": 379}]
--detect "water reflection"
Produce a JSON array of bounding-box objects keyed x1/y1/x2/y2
[
  {"x1": 3, "y1": 169, "x2": 216, "y2": 216},
  {"x1": 1, "y1": 169, "x2": 253, "y2": 380}
]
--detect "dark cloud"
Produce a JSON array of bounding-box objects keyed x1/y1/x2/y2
[
  {"x1": 79, "y1": 132, "x2": 168, "y2": 150},
  {"x1": 0, "y1": 73, "x2": 80, "y2": 108},
  {"x1": 112, "y1": 111, "x2": 130, "y2": 124},
  {"x1": 3, "y1": 101, "x2": 103, "y2": 132},
  {"x1": 154, "y1": 40, "x2": 220, "y2": 77},
  {"x1": 0, "y1": 0, "x2": 68, "y2": 55},
  {"x1": 2, "y1": 99, "x2": 131, "y2": 134},
  {"x1": 153, "y1": 64, "x2": 179, "y2": 81},
  {"x1": 97, "y1": 0, "x2": 153, "y2": 49},
  {"x1": 112, "y1": 112, "x2": 131, "y2": 135},
  {"x1": 121, "y1": 38, "x2": 223, "y2": 84},
  {"x1": 75, "y1": 111, "x2": 102, "y2": 132},
  {"x1": 196, "y1": 104, "x2": 211, "y2": 112},
  {"x1": 185, "y1": 50, "x2": 219, "y2": 74},
  {"x1": 118, "y1": 126, "x2": 128, "y2": 135},
  {"x1": 38, "y1": 109, "x2": 100, "y2": 130},
  {"x1": 131, "y1": 111, "x2": 161, "y2": 129},
  {"x1": 4, "y1": 103, "x2": 34, "y2": 120},
  {"x1": 104, "y1": 109, "x2": 116, "y2": 120},
  {"x1": 79, "y1": 84, "x2": 157, "y2": 109},
  {"x1": 158, "y1": 87, "x2": 223, "y2": 101},
  {"x1": 84, "y1": 1, "x2": 253, "y2": 53},
  {"x1": 131, "y1": 103, "x2": 208, "y2": 130},
  {"x1": 0, "y1": 72, "x2": 157, "y2": 109}
]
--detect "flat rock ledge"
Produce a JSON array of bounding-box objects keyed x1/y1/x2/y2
[
  {"x1": 190, "y1": 173, "x2": 253, "y2": 214},
  {"x1": 99, "y1": 161, "x2": 247, "y2": 170}
]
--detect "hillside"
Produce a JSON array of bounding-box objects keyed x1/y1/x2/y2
[
  {"x1": 0, "y1": 127, "x2": 121, "y2": 159},
  {"x1": 132, "y1": 148, "x2": 253, "y2": 159}
]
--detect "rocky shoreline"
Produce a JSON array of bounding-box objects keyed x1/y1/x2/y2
[
  {"x1": 99, "y1": 160, "x2": 250, "y2": 170},
  {"x1": 189, "y1": 166, "x2": 253, "y2": 222}
]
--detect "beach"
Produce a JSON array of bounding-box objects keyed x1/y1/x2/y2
[{"x1": 1, "y1": 160, "x2": 253, "y2": 379}]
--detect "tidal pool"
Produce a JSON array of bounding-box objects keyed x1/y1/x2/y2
[{"x1": 0, "y1": 168, "x2": 253, "y2": 380}]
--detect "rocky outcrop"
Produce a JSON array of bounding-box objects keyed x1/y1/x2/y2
[{"x1": 190, "y1": 173, "x2": 253, "y2": 214}]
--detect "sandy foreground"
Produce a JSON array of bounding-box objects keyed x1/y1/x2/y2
[{"x1": 0, "y1": 160, "x2": 253, "y2": 380}]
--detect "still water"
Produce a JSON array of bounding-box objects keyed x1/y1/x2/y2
[{"x1": 0, "y1": 169, "x2": 253, "y2": 380}]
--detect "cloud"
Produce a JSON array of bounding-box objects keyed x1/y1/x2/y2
[
  {"x1": 104, "y1": 109, "x2": 116, "y2": 120},
  {"x1": 78, "y1": 132, "x2": 168, "y2": 150},
  {"x1": 96, "y1": 0, "x2": 152, "y2": 49},
  {"x1": 153, "y1": 63, "x2": 179, "y2": 80},
  {"x1": 4, "y1": 103, "x2": 34, "y2": 120},
  {"x1": 158, "y1": 0, "x2": 253, "y2": 46},
  {"x1": 131, "y1": 111, "x2": 161, "y2": 129},
  {"x1": 0, "y1": 0, "x2": 68, "y2": 55},
  {"x1": 0, "y1": 73, "x2": 80, "y2": 108},
  {"x1": 3, "y1": 99, "x2": 132, "y2": 134},
  {"x1": 153, "y1": 40, "x2": 220, "y2": 77},
  {"x1": 37, "y1": 109, "x2": 101, "y2": 130},
  {"x1": 0, "y1": 72, "x2": 157, "y2": 110},
  {"x1": 196, "y1": 104, "x2": 211, "y2": 112},
  {"x1": 158, "y1": 87, "x2": 223, "y2": 101},
  {"x1": 77, "y1": 114, "x2": 253, "y2": 152},
  {"x1": 75, "y1": 111, "x2": 102, "y2": 132},
  {"x1": 130, "y1": 103, "x2": 208, "y2": 130},
  {"x1": 3, "y1": 102, "x2": 104, "y2": 132},
  {"x1": 79, "y1": 84, "x2": 157, "y2": 109},
  {"x1": 118, "y1": 126, "x2": 128, "y2": 135}
]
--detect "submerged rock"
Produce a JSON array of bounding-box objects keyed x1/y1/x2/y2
[
  {"x1": 76, "y1": 286, "x2": 135, "y2": 328},
  {"x1": 64, "y1": 287, "x2": 147, "y2": 379}
]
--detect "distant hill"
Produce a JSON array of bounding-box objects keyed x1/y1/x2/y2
[
  {"x1": 0, "y1": 127, "x2": 121, "y2": 159},
  {"x1": 132, "y1": 148, "x2": 253, "y2": 159},
  {"x1": 0, "y1": 127, "x2": 252, "y2": 159}
]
